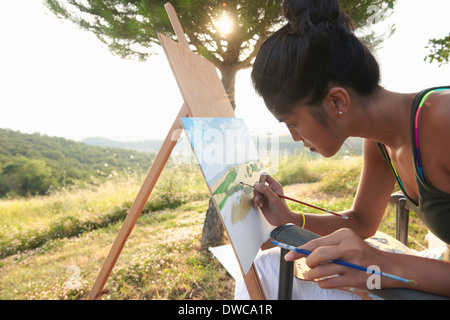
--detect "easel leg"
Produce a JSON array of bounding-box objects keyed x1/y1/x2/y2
[
  {"x1": 243, "y1": 264, "x2": 267, "y2": 300},
  {"x1": 88, "y1": 105, "x2": 189, "y2": 300}
]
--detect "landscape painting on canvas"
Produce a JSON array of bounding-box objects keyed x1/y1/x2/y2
[{"x1": 181, "y1": 117, "x2": 274, "y2": 275}]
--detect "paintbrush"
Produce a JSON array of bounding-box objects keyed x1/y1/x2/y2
[
  {"x1": 271, "y1": 240, "x2": 418, "y2": 285},
  {"x1": 240, "y1": 182, "x2": 351, "y2": 221}
]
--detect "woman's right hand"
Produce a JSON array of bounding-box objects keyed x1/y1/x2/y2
[{"x1": 253, "y1": 173, "x2": 297, "y2": 226}]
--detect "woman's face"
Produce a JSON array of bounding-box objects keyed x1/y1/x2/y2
[{"x1": 273, "y1": 103, "x2": 345, "y2": 158}]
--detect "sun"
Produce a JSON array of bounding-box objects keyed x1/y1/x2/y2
[{"x1": 216, "y1": 14, "x2": 232, "y2": 35}]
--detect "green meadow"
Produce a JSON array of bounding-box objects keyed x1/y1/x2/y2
[{"x1": 0, "y1": 155, "x2": 428, "y2": 300}]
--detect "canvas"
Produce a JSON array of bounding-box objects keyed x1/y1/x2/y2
[{"x1": 181, "y1": 117, "x2": 275, "y2": 275}]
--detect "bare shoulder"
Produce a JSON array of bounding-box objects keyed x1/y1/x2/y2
[
  {"x1": 421, "y1": 89, "x2": 450, "y2": 142},
  {"x1": 423, "y1": 89, "x2": 450, "y2": 123},
  {"x1": 420, "y1": 89, "x2": 450, "y2": 189}
]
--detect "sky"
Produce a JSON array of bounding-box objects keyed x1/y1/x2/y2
[{"x1": 0, "y1": 0, "x2": 449, "y2": 142}]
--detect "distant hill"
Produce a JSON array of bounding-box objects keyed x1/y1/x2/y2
[
  {"x1": 0, "y1": 128, "x2": 362, "y2": 198},
  {"x1": 275, "y1": 135, "x2": 363, "y2": 157},
  {"x1": 83, "y1": 134, "x2": 363, "y2": 158},
  {"x1": 0, "y1": 129, "x2": 155, "y2": 198},
  {"x1": 82, "y1": 137, "x2": 163, "y2": 154}
]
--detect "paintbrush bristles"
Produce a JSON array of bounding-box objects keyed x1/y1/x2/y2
[{"x1": 240, "y1": 182, "x2": 253, "y2": 188}]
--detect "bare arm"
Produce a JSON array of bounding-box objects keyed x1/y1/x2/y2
[
  {"x1": 254, "y1": 139, "x2": 396, "y2": 238},
  {"x1": 286, "y1": 228, "x2": 450, "y2": 298}
]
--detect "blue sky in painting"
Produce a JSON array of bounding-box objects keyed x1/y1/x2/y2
[{"x1": 181, "y1": 117, "x2": 260, "y2": 186}]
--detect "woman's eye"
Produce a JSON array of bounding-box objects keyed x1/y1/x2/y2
[{"x1": 286, "y1": 124, "x2": 301, "y2": 136}]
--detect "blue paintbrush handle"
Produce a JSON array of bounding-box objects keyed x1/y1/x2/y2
[{"x1": 271, "y1": 240, "x2": 417, "y2": 285}]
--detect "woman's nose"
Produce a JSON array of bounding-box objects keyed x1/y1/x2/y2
[{"x1": 289, "y1": 127, "x2": 302, "y2": 142}]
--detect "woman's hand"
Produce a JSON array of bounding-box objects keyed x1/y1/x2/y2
[
  {"x1": 285, "y1": 228, "x2": 385, "y2": 289},
  {"x1": 253, "y1": 173, "x2": 297, "y2": 226}
]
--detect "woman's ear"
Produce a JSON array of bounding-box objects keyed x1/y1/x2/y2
[{"x1": 325, "y1": 87, "x2": 351, "y2": 117}]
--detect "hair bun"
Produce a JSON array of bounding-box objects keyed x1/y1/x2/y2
[{"x1": 281, "y1": 0, "x2": 353, "y2": 36}]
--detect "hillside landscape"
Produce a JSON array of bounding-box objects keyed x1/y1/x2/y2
[
  {"x1": 82, "y1": 134, "x2": 364, "y2": 158},
  {"x1": 0, "y1": 129, "x2": 428, "y2": 300},
  {"x1": 0, "y1": 129, "x2": 155, "y2": 198}
]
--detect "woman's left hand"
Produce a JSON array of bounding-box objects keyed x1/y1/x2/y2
[{"x1": 285, "y1": 228, "x2": 384, "y2": 289}]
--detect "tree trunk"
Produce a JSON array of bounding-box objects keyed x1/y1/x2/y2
[
  {"x1": 220, "y1": 65, "x2": 238, "y2": 110},
  {"x1": 201, "y1": 197, "x2": 225, "y2": 248},
  {"x1": 200, "y1": 67, "x2": 238, "y2": 247}
]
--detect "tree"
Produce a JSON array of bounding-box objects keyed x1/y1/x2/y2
[
  {"x1": 45, "y1": 0, "x2": 396, "y2": 107},
  {"x1": 1, "y1": 158, "x2": 57, "y2": 197},
  {"x1": 425, "y1": 35, "x2": 450, "y2": 66},
  {"x1": 44, "y1": 0, "x2": 397, "y2": 245}
]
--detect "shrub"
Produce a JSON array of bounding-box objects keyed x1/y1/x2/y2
[
  {"x1": 0, "y1": 158, "x2": 57, "y2": 197},
  {"x1": 273, "y1": 155, "x2": 321, "y2": 186},
  {"x1": 319, "y1": 157, "x2": 362, "y2": 196}
]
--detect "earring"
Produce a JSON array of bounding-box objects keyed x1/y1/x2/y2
[{"x1": 338, "y1": 110, "x2": 343, "y2": 115}]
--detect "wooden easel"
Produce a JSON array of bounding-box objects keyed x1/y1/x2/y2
[{"x1": 88, "y1": 3, "x2": 266, "y2": 300}]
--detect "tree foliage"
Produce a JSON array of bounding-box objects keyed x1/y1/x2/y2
[
  {"x1": 0, "y1": 158, "x2": 56, "y2": 197},
  {"x1": 425, "y1": 34, "x2": 450, "y2": 66},
  {"x1": 0, "y1": 129, "x2": 155, "y2": 198},
  {"x1": 44, "y1": 0, "x2": 397, "y2": 107}
]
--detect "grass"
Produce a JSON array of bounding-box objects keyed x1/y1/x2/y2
[{"x1": 0, "y1": 155, "x2": 430, "y2": 300}]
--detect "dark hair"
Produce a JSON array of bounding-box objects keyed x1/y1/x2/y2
[{"x1": 251, "y1": 0, "x2": 380, "y2": 119}]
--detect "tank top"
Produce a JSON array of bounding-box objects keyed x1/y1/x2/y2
[{"x1": 376, "y1": 86, "x2": 450, "y2": 245}]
